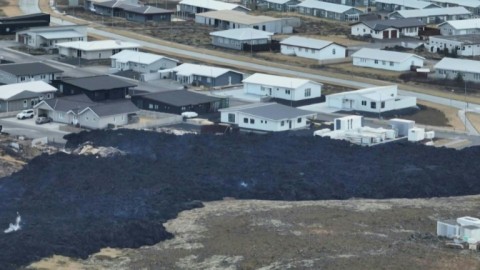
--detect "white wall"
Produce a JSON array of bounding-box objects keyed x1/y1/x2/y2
[
  {"x1": 195, "y1": 14, "x2": 288, "y2": 33},
  {"x1": 281, "y1": 43, "x2": 346, "y2": 60},
  {"x1": 352, "y1": 55, "x2": 423, "y2": 71},
  {"x1": 440, "y1": 24, "x2": 480, "y2": 36},
  {"x1": 244, "y1": 81, "x2": 321, "y2": 101},
  {"x1": 220, "y1": 111, "x2": 312, "y2": 131},
  {"x1": 351, "y1": 24, "x2": 401, "y2": 39}
]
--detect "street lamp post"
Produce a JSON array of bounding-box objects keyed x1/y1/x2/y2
[{"x1": 464, "y1": 80, "x2": 468, "y2": 131}]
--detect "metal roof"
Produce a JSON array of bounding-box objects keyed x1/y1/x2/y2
[
  {"x1": 210, "y1": 28, "x2": 273, "y2": 41},
  {"x1": 87, "y1": 99, "x2": 139, "y2": 117},
  {"x1": 430, "y1": 34, "x2": 480, "y2": 44},
  {"x1": 439, "y1": 18, "x2": 480, "y2": 30},
  {"x1": 0, "y1": 62, "x2": 63, "y2": 76},
  {"x1": 352, "y1": 18, "x2": 426, "y2": 31},
  {"x1": 56, "y1": 40, "x2": 141, "y2": 51},
  {"x1": 179, "y1": 0, "x2": 250, "y2": 11},
  {"x1": 430, "y1": 0, "x2": 480, "y2": 8},
  {"x1": 328, "y1": 85, "x2": 399, "y2": 101},
  {"x1": 221, "y1": 103, "x2": 316, "y2": 121},
  {"x1": 434, "y1": 57, "x2": 480, "y2": 74},
  {"x1": 351, "y1": 48, "x2": 425, "y2": 62},
  {"x1": 375, "y1": 0, "x2": 438, "y2": 9},
  {"x1": 280, "y1": 36, "x2": 344, "y2": 50},
  {"x1": 297, "y1": 0, "x2": 362, "y2": 13},
  {"x1": 196, "y1": 10, "x2": 281, "y2": 25},
  {"x1": 390, "y1": 7, "x2": 471, "y2": 18},
  {"x1": 124, "y1": 5, "x2": 173, "y2": 14},
  {"x1": 265, "y1": 0, "x2": 293, "y2": 4},
  {"x1": 42, "y1": 94, "x2": 138, "y2": 116},
  {"x1": 61, "y1": 75, "x2": 136, "y2": 91},
  {"x1": 172, "y1": 63, "x2": 241, "y2": 78},
  {"x1": 136, "y1": 90, "x2": 223, "y2": 107},
  {"x1": 0, "y1": 81, "x2": 56, "y2": 100},
  {"x1": 242, "y1": 73, "x2": 321, "y2": 89},
  {"x1": 37, "y1": 30, "x2": 85, "y2": 39},
  {"x1": 110, "y1": 50, "x2": 179, "y2": 65}
]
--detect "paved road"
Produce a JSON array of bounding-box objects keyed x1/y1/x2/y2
[{"x1": 0, "y1": 118, "x2": 68, "y2": 144}]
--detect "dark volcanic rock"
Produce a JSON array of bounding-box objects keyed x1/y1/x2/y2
[{"x1": 0, "y1": 129, "x2": 478, "y2": 269}]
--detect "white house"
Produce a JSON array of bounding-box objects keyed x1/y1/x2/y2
[
  {"x1": 219, "y1": 103, "x2": 316, "y2": 132},
  {"x1": 350, "y1": 18, "x2": 426, "y2": 39},
  {"x1": 438, "y1": 18, "x2": 480, "y2": 36},
  {"x1": 428, "y1": 0, "x2": 480, "y2": 16},
  {"x1": 438, "y1": 216, "x2": 480, "y2": 245},
  {"x1": 375, "y1": 0, "x2": 439, "y2": 12},
  {"x1": 325, "y1": 85, "x2": 417, "y2": 113},
  {"x1": 388, "y1": 7, "x2": 472, "y2": 24},
  {"x1": 427, "y1": 34, "x2": 480, "y2": 56},
  {"x1": 210, "y1": 28, "x2": 274, "y2": 51},
  {"x1": 242, "y1": 73, "x2": 322, "y2": 102},
  {"x1": 433, "y1": 57, "x2": 480, "y2": 83},
  {"x1": 177, "y1": 0, "x2": 250, "y2": 16},
  {"x1": 280, "y1": 36, "x2": 346, "y2": 60},
  {"x1": 351, "y1": 48, "x2": 425, "y2": 71},
  {"x1": 0, "y1": 62, "x2": 64, "y2": 84},
  {"x1": 296, "y1": 0, "x2": 364, "y2": 21},
  {"x1": 16, "y1": 25, "x2": 88, "y2": 49},
  {"x1": 0, "y1": 81, "x2": 57, "y2": 113},
  {"x1": 57, "y1": 40, "x2": 141, "y2": 60},
  {"x1": 166, "y1": 63, "x2": 244, "y2": 87},
  {"x1": 110, "y1": 50, "x2": 179, "y2": 73}
]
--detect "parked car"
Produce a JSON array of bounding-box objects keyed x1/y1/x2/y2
[
  {"x1": 181, "y1": 111, "x2": 198, "y2": 119},
  {"x1": 35, "y1": 116, "x2": 52, "y2": 125},
  {"x1": 16, "y1": 109, "x2": 34, "y2": 119}
]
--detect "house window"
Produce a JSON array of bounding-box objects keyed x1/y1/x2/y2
[
  {"x1": 382, "y1": 61, "x2": 386, "y2": 65},
  {"x1": 305, "y1": 88, "x2": 311, "y2": 97},
  {"x1": 23, "y1": 100, "x2": 27, "y2": 108},
  {"x1": 281, "y1": 120, "x2": 285, "y2": 126},
  {"x1": 155, "y1": 105, "x2": 159, "y2": 110},
  {"x1": 20, "y1": 76, "x2": 26, "y2": 81},
  {"x1": 285, "y1": 89, "x2": 291, "y2": 95},
  {"x1": 297, "y1": 118, "x2": 302, "y2": 123},
  {"x1": 474, "y1": 74, "x2": 480, "y2": 80},
  {"x1": 250, "y1": 118, "x2": 255, "y2": 124},
  {"x1": 390, "y1": 61, "x2": 394, "y2": 66},
  {"x1": 332, "y1": 48, "x2": 336, "y2": 55},
  {"x1": 361, "y1": 100, "x2": 366, "y2": 106},
  {"x1": 41, "y1": 75, "x2": 46, "y2": 79},
  {"x1": 243, "y1": 117, "x2": 248, "y2": 123},
  {"x1": 371, "y1": 102, "x2": 376, "y2": 109},
  {"x1": 374, "y1": 60, "x2": 379, "y2": 64},
  {"x1": 261, "y1": 86, "x2": 265, "y2": 91},
  {"x1": 46, "y1": 93, "x2": 52, "y2": 99},
  {"x1": 381, "y1": 101, "x2": 385, "y2": 109},
  {"x1": 149, "y1": 104, "x2": 153, "y2": 109},
  {"x1": 228, "y1": 113, "x2": 235, "y2": 123},
  {"x1": 265, "y1": 120, "x2": 267, "y2": 124},
  {"x1": 207, "y1": 77, "x2": 211, "y2": 83}
]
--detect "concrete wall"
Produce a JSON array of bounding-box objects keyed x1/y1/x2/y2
[
  {"x1": 281, "y1": 43, "x2": 346, "y2": 60},
  {"x1": 352, "y1": 55, "x2": 423, "y2": 71},
  {"x1": 244, "y1": 81, "x2": 321, "y2": 101}
]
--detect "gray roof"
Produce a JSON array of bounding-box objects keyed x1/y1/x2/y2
[
  {"x1": 44, "y1": 94, "x2": 138, "y2": 116},
  {"x1": 430, "y1": 34, "x2": 480, "y2": 44},
  {"x1": 61, "y1": 75, "x2": 136, "y2": 91},
  {"x1": 88, "y1": 99, "x2": 139, "y2": 116},
  {"x1": 94, "y1": 0, "x2": 172, "y2": 14},
  {"x1": 137, "y1": 90, "x2": 223, "y2": 106},
  {"x1": 44, "y1": 94, "x2": 94, "y2": 112},
  {"x1": 353, "y1": 18, "x2": 426, "y2": 31},
  {"x1": 225, "y1": 103, "x2": 316, "y2": 120},
  {"x1": 0, "y1": 62, "x2": 63, "y2": 76}
]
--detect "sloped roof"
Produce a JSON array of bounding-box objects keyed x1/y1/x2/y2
[
  {"x1": 210, "y1": 28, "x2": 274, "y2": 41},
  {"x1": 56, "y1": 40, "x2": 141, "y2": 51},
  {"x1": 220, "y1": 103, "x2": 316, "y2": 121},
  {"x1": 110, "y1": 50, "x2": 179, "y2": 65},
  {"x1": 86, "y1": 99, "x2": 139, "y2": 117},
  {"x1": 42, "y1": 94, "x2": 138, "y2": 116},
  {"x1": 375, "y1": 0, "x2": 438, "y2": 9},
  {"x1": 297, "y1": 0, "x2": 363, "y2": 13},
  {"x1": 352, "y1": 18, "x2": 426, "y2": 31},
  {"x1": 390, "y1": 7, "x2": 470, "y2": 18},
  {"x1": 328, "y1": 85, "x2": 399, "y2": 101},
  {"x1": 61, "y1": 75, "x2": 136, "y2": 91},
  {"x1": 430, "y1": 34, "x2": 480, "y2": 44},
  {"x1": 434, "y1": 57, "x2": 480, "y2": 74},
  {"x1": 0, "y1": 81, "x2": 57, "y2": 100},
  {"x1": 280, "y1": 36, "x2": 344, "y2": 49},
  {"x1": 37, "y1": 30, "x2": 85, "y2": 39},
  {"x1": 172, "y1": 63, "x2": 242, "y2": 78},
  {"x1": 430, "y1": 0, "x2": 480, "y2": 8},
  {"x1": 242, "y1": 73, "x2": 321, "y2": 89},
  {"x1": 351, "y1": 48, "x2": 425, "y2": 62},
  {"x1": 136, "y1": 90, "x2": 223, "y2": 107},
  {"x1": 179, "y1": 0, "x2": 250, "y2": 11},
  {"x1": 122, "y1": 4, "x2": 173, "y2": 14},
  {"x1": 439, "y1": 18, "x2": 480, "y2": 30},
  {"x1": 265, "y1": 0, "x2": 295, "y2": 4},
  {"x1": 196, "y1": 10, "x2": 281, "y2": 25},
  {"x1": 0, "y1": 62, "x2": 63, "y2": 76}
]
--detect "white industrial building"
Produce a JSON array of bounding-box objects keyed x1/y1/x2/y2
[
  {"x1": 427, "y1": 34, "x2": 480, "y2": 56},
  {"x1": 110, "y1": 50, "x2": 179, "y2": 73},
  {"x1": 16, "y1": 25, "x2": 88, "y2": 49},
  {"x1": 325, "y1": 85, "x2": 417, "y2": 113},
  {"x1": 242, "y1": 73, "x2": 322, "y2": 101},
  {"x1": 57, "y1": 40, "x2": 141, "y2": 60},
  {"x1": 438, "y1": 18, "x2": 480, "y2": 36},
  {"x1": 219, "y1": 103, "x2": 316, "y2": 132},
  {"x1": 351, "y1": 48, "x2": 425, "y2": 71},
  {"x1": 433, "y1": 57, "x2": 480, "y2": 83},
  {"x1": 388, "y1": 7, "x2": 471, "y2": 24},
  {"x1": 280, "y1": 36, "x2": 346, "y2": 61},
  {"x1": 438, "y1": 216, "x2": 480, "y2": 249}
]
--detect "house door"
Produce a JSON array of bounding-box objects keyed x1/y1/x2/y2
[
  {"x1": 269, "y1": 88, "x2": 272, "y2": 96},
  {"x1": 391, "y1": 30, "x2": 398, "y2": 38},
  {"x1": 72, "y1": 115, "x2": 78, "y2": 125},
  {"x1": 288, "y1": 120, "x2": 292, "y2": 129},
  {"x1": 383, "y1": 31, "x2": 389, "y2": 39}
]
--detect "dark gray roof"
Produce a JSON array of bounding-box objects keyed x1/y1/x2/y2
[
  {"x1": 0, "y1": 62, "x2": 63, "y2": 76},
  {"x1": 89, "y1": 99, "x2": 139, "y2": 116},
  {"x1": 44, "y1": 94, "x2": 138, "y2": 116},
  {"x1": 61, "y1": 75, "x2": 136, "y2": 91},
  {"x1": 431, "y1": 34, "x2": 480, "y2": 44},
  {"x1": 44, "y1": 94, "x2": 95, "y2": 112},
  {"x1": 353, "y1": 18, "x2": 425, "y2": 31},
  {"x1": 232, "y1": 103, "x2": 315, "y2": 120},
  {"x1": 124, "y1": 5, "x2": 173, "y2": 14},
  {"x1": 138, "y1": 90, "x2": 223, "y2": 106}
]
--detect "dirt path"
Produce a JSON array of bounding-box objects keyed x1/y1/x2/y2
[
  {"x1": 1, "y1": 0, "x2": 22, "y2": 16},
  {"x1": 466, "y1": 112, "x2": 480, "y2": 133}
]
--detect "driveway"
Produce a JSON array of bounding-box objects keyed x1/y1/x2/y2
[{"x1": 0, "y1": 117, "x2": 70, "y2": 144}]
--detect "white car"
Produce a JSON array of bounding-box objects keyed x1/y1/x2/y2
[
  {"x1": 17, "y1": 109, "x2": 34, "y2": 120},
  {"x1": 181, "y1": 111, "x2": 198, "y2": 118}
]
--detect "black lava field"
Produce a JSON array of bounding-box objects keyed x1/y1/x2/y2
[{"x1": 0, "y1": 129, "x2": 479, "y2": 269}]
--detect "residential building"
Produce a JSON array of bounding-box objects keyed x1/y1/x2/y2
[
  {"x1": 262, "y1": 0, "x2": 300, "y2": 11},
  {"x1": 219, "y1": 103, "x2": 316, "y2": 132},
  {"x1": 210, "y1": 28, "x2": 274, "y2": 51},
  {"x1": 110, "y1": 50, "x2": 179, "y2": 73},
  {"x1": 388, "y1": 7, "x2": 471, "y2": 24},
  {"x1": 427, "y1": 0, "x2": 480, "y2": 16},
  {"x1": 195, "y1": 10, "x2": 293, "y2": 34},
  {"x1": 351, "y1": 48, "x2": 425, "y2": 71},
  {"x1": 177, "y1": 0, "x2": 250, "y2": 17},
  {"x1": 168, "y1": 63, "x2": 243, "y2": 87},
  {"x1": 350, "y1": 18, "x2": 426, "y2": 39},
  {"x1": 0, "y1": 81, "x2": 57, "y2": 112},
  {"x1": 375, "y1": 0, "x2": 439, "y2": 12},
  {"x1": 92, "y1": 0, "x2": 173, "y2": 23},
  {"x1": 0, "y1": 13, "x2": 50, "y2": 35},
  {"x1": 325, "y1": 85, "x2": 417, "y2": 113},
  {"x1": 16, "y1": 25, "x2": 87, "y2": 49},
  {"x1": 0, "y1": 62, "x2": 63, "y2": 84},
  {"x1": 57, "y1": 40, "x2": 140, "y2": 60},
  {"x1": 131, "y1": 90, "x2": 229, "y2": 115},
  {"x1": 296, "y1": 0, "x2": 364, "y2": 22},
  {"x1": 280, "y1": 36, "x2": 346, "y2": 60},
  {"x1": 242, "y1": 73, "x2": 322, "y2": 105},
  {"x1": 433, "y1": 57, "x2": 480, "y2": 83},
  {"x1": 84, "y1": 0, "x2": 138, "y2": 11},
  {"x1": 35, "y1": 94, "x2": 139, "y2": 129},
  {"x1": 315, "y1": 0, "x2": 371, "y2": 6},
  {"x1": 438, "y1": 18, "x2": 480, "y2": 36},
  {"x1": 53, "y1": 75, "x2": 136, "y2": 101},
  {"x1": 427, "y1": 34, "x2": 480, "y2": 56}
]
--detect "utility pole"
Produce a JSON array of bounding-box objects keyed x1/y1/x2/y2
[{"x1": 464, "y1": 80, "x2": 468, "y2": 131}]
